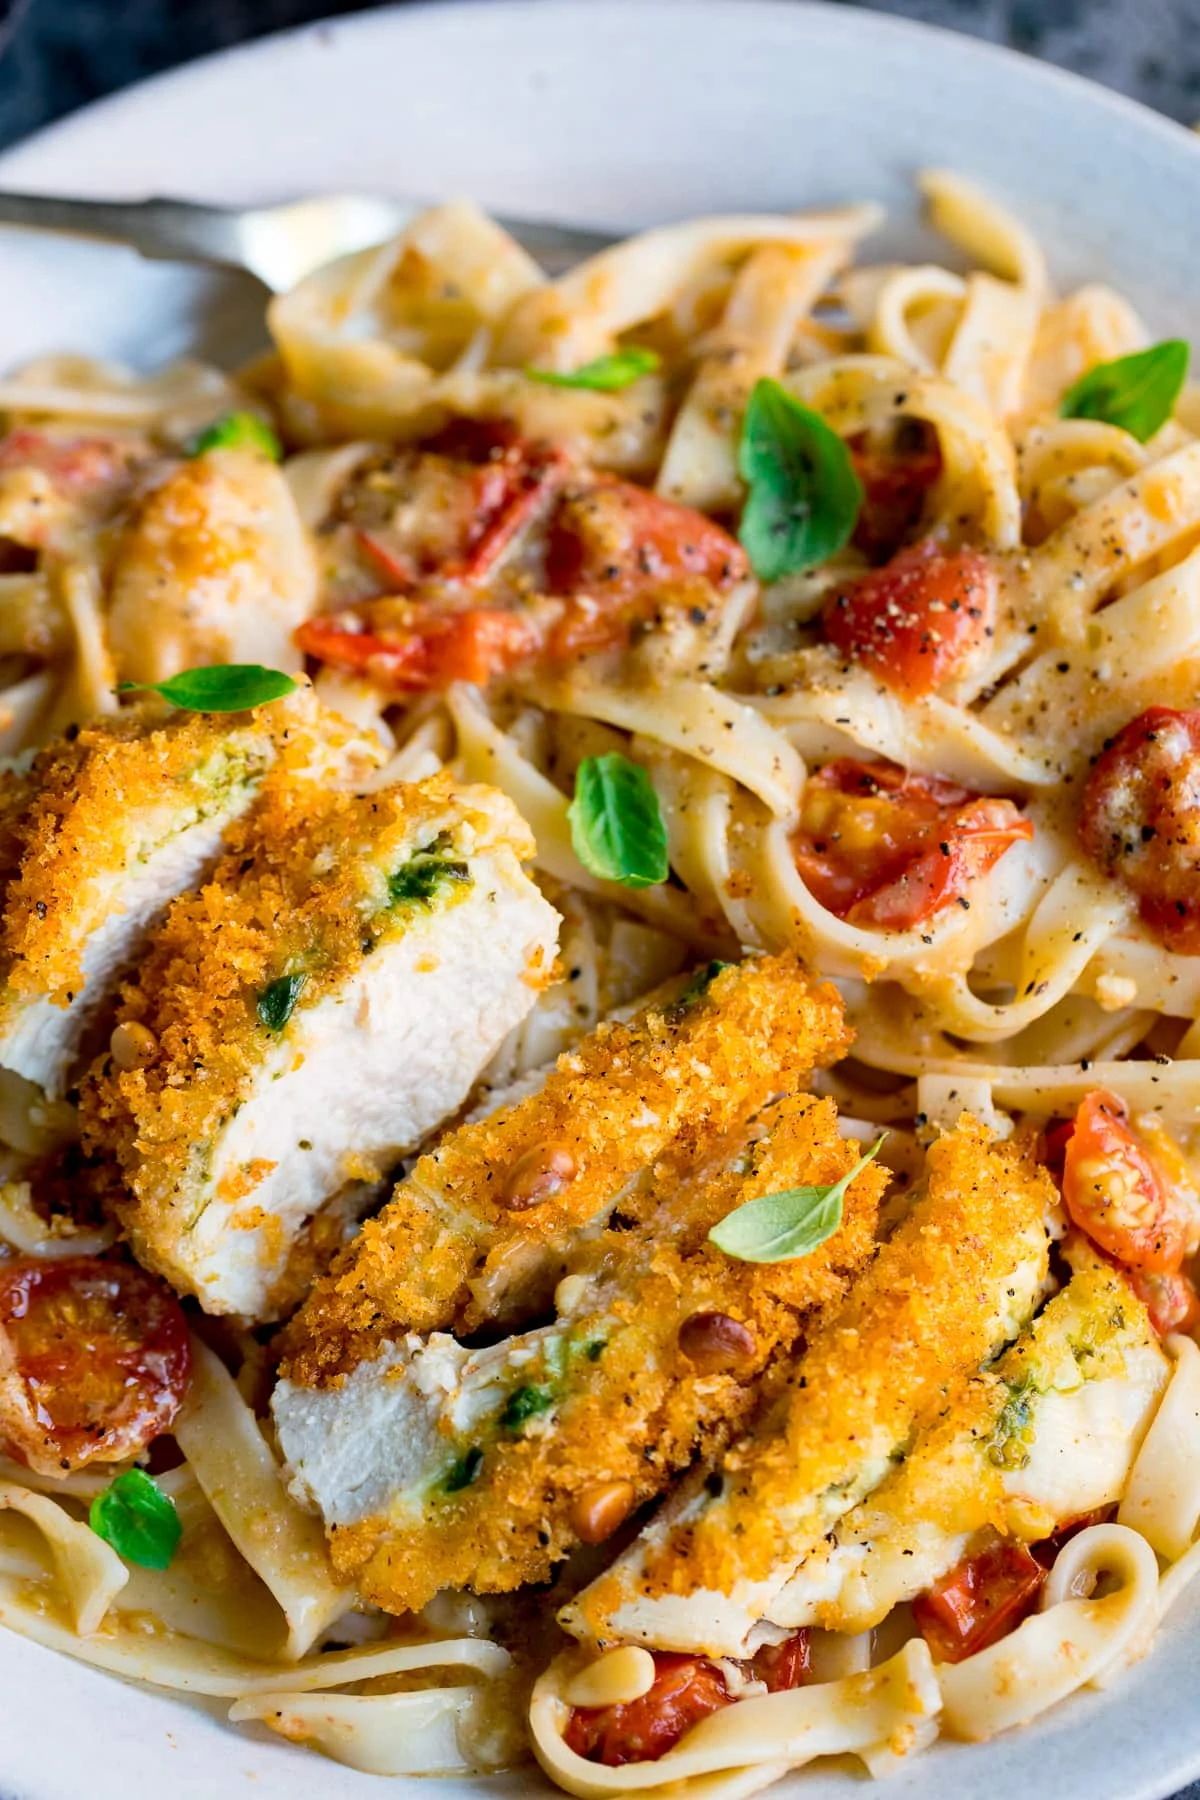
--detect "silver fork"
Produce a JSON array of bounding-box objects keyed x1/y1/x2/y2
[{"x1": 0, "y1": 190, "x2": 617, "y2": 290}]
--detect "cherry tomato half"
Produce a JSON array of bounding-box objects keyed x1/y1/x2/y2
[
  {"x1": 563, "y1": 1632, "x2": 810, "y2": 1767},
  {"x1": 545, "y1": 477, "x2": 748, "y2": 659},
  {"x1": 823, "y1": 540, "x2": 997, "y2": 698},
  {"x1": 913, "y1": 1539, "x2": 1045, "y2": 1664},
  {"x1": 792, "y1": 759, "x2": 1033, "y2": 932},
  {"x1": 849, "y1": 421, "x2": 943, "y2": 563},
  {"x1": 1078, "y1": 706, "x2": 1200, "y2": 955},
  {"x1": 0, "y1": 1255, "x2": 191, "y2": 1476},
  {"x1": 1061, "y1": 1090, "x2": 1191, "y2": 1275}
]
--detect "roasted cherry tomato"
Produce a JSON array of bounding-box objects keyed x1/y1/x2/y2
[
  {"x1": 792, "y1": 759, "x2": 1033, "y2": 932},
  {"x1": 849, "y1": 420, "x2": 943, "y2": 563},
  {"x1": 1061, "y1": 1090, "x2": 1191, "y2": 1275},
  {"x1": 545, "y1": 477, "x2": 748, "y2": 658},
  {"x1": 564, "y1": 1653, "x2": 730, "y2": 1766},
  {"x1": 297, "y1": 604, "x2": 542, "y2": 691},
  {"x1": 1078, "y1": 706, "x2": 1200, "y2": 955},
  {"x1": 0, "y1": 429, "x2": 141, "y2": 495},
  {"x1": 563, "y1": 1632, "x2": 810, "y2": 1768},
  {"x1": 913, "y1": 1539, "x2": 1046, "y2": 1664},
  {"x1": 346, "y1": 428, "x2": 565, "y2": 595},
  {"x1": 823, "y1": 540, "x2": 996, "y2": 698},
  {"x1": 746, "y1": 1630, "x2": 812, "y2": 1692},
  {"x1": 0, "y1": 1255, "x2": 191, "y2": 1476},
  {"x1": 1127, "y1": 1268, "x2": 1200, "y2": 1337}
]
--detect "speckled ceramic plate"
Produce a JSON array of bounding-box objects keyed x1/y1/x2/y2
[{"x1": 0, "y1": 5, "x2": 1199, "y2": 1796}]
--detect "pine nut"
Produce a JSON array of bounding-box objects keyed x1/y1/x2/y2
[
  {"x1": 110, "y1": 1020, "x2": 159, "y2": 1070},
  {"x1": 570, "y1": 1478, "x2": 635, "y2": 1545},
  {"x1": 678, "y1": 1310, "x2": 757, "y2": 1374},
  {"x1": 564, "y1": 1645, "x2": 656, "y2": 1709},
  {"x1": 501, "y1": 1145, "x2": 576, "y2": 1211}
]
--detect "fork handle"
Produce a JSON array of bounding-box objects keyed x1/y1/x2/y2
[
  {"x1": 0, "y1": 191, "x2": 250, "y2": 267},
  {"x1": 0, "y1": 189, "x2": 617, "y2": 279}
]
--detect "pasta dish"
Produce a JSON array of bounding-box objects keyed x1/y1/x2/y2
[{"x1": 0, "y1": 169, "x2": 1197, "y2": 1796}]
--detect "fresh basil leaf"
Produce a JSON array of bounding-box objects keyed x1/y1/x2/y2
[
  {"x1": 443, "y1": 1446, "x2": 484, "y2": 1493},
  {"x1": 737, "y1": 376, "x2": 862, "y2": 582},
  {"x1": 88, "y1": 1468, "x2": 181, "y2": 1570},
  {"x1": 118, "y1": 664, "x2": 298, "y2": 713},
  {"x1": 568, "y1": 753, "x2": 669, "y2": 889},
  {"x1": 527, "y1": 346, "x2": 661, "y2": 392},
  {"x1": 257, "y1": 973, "x2": 307, "y2": 1033},
  {"x1": 708, "y1": 1135, "x2": 887, "y2": 1264},
  {"x1": 1059, "y1": 340, "x2": 1189, "y2": 442},
  {"x1": 500, "y1": 1384, "x2": 555, "y2": 1429},
  {"x1": 186, "y1": 410, "x2": 282, "y2": 460}
]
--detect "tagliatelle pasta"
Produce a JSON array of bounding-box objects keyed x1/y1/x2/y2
[{"x1": 0, "y1": 169, "x2": 1197, "y2": 1798}]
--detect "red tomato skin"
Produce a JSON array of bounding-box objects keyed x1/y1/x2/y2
[
  {"x1": 562, "y1": 1633, "x2": 810, "y2": 1768},
  {"x1": 564, "y1": 1655, "x2": 729, "y2": 1766},
  {"x1": 792, "y1": 759, "x2": 1032, "y2": 932},
  {"x1": 1128, "y1": 1267, "x2": 1200, "y2": 1337},
  {"x1": 823, "y1": 541, "x2": 997, "y2": 698},
  {"x1": 849, "y1": 425, "x2": 943, "y2": 563},
  {"x1": 0, "y1": 1256, "x2": 191, "y2": 1475},
  {"x1": 296, "y1": 605, "x2": 541, "y2": 692},
  {"x1": 1079, "y1": 706, "x2": 1200, "y2": 954},
  {"x1": 0, "y1": 430, "x2": 135, "y2": 493},
  {"x1": 913, "y1": 1540, "x2": 1046, "y2": 1664},
  {"x1": 1061, "y1": 1089, "x2": 1189, "y2": 1274},
  {"x1": 545, "y1": 479, "x2": 748, "y2": 658}
]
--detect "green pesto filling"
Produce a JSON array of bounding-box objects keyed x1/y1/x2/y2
[
  {"x1": 387, "y1": 832, "x2": 473, "y2": 909},
  {"x1": 987, "y1": 1376, "x2": 1039, "y2": 1470},
  {"x1": 433, "y1": 1331, "x2": 611, "y2": 1502}
]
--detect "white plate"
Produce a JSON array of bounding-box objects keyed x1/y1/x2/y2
[{"x1": 0, "y1": 5, "x2": 1199, "y2": 1796}]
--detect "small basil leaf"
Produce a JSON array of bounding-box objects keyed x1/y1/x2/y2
[
  {"x1": 500, "y1": 1384, "x2": 555, "y2": 1429},
  {"x1": 737, "y1": 376, "x2": 863, "y2": 582},
  {"x1": 568, "y1": 753, "x2": 669, "y2": 889},
  {"x1": 443, "y1": 1446, "x2": 484, "y2": 1493},
  {"x1": 527, "y1": 346, "x2": 661, "y2": 392},
  {"x1": 118, "y1": 664, "x2": 298, "y2": 713},
  {"x1": 668, "y1": 959, "x2": 731, "y2": 1019},
  {"x1": 257, "y1": 973, "x2": 307, "y2": 1032},
  {"x1": 1059, "y1": 340, "x2": 1189, "y2": 442},
  {"x1": 186, "y1": 410, "x2": 282, "y2": 460},
  {"x1": 88, "y1": 1468, "x2": 182, "y2": 1570},
  {"x1": 708, "y1": 1135, "x2": 887, "y2": 1264},
  {"x1": 388, "y1": 855, "x2": 471, "y2": 907}
]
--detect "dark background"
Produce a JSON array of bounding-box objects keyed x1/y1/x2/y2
[
  {"x1": 0, "y1": 4, "x2": 1199, "y2": 1800},
  {"x1": 1, "y1": 0, "x2": 1200, "y2": 148}
]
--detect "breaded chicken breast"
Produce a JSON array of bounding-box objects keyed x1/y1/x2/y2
[
  {"x1": 278, "y1": 953, "x2": 851, "y2": 1382},
  {"x1": 82, "y1": 770, "x2": 559, "y2": 1320},
  {"x1": 272, "y1": 1094, "x2": 888, "y2": 1612},
  {"x1": 107, "y1": 443, "x2": 316, "y2": 684},
  {"x1": 768, "y1": 1255, "x2": 1168, "y2": 1635},
  {"x1": 561, "y1": 1119, "x2": 1053, "y2": 1656},
  {"x1": 0, "y1": 691, "x2": 353, "y2": 1099}
]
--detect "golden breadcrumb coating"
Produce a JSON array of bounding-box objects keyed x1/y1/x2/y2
[
  {"x1": 81, "y1": 769, "x2": 540, "y2": 1294},
  {"x1": 328, "y1": 1094, "x2": 887, "y2": 1612},
  {"x1": 576, "y1": 1119, "x2": 1052, "y2": 1628},
  {"x1": 278, "y1": 952, "x2": 851, "y2": 1382},
  {"x1": 0, "y1": 705, "x2": 283, "y2": 1005}
]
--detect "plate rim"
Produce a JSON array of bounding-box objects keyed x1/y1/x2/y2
[{"x1": 2, "y1": 0, "x2": 1198, "y2": 197}]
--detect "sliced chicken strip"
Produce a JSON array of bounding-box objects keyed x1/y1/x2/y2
[
  {"x1": 768, "y1": 1256, "x2": 1168, "y2": 1636},
  {"x1": 81, "y1": 771, "x2": 559, "y2": 1321},
  {"x1": 277, "y1": 952, "x2": 851, "y2": 1383},
  {"x1": 272, "y1": 1093, "x2": 888, "y2": 1613},
  {"x1": 560, "y1": 1119, "x2": 1052, "y2": 1657},
  {"x1": 0, "y1": 690, "x2": 358, "y2": 1099}
]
